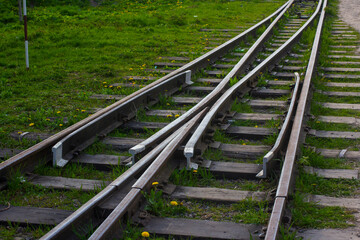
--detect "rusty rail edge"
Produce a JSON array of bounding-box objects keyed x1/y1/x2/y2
[
  {"x1": 88, "y1": 109, "x2": 208, "y2": 240},
  {"x1": 257, "y1": 72, "x2": 300, "y2": 178},
  {"x1": 265, "y1": 0, "x2": 327, "y2": 238},
  {"x1": 129, "y1": 1, "x2": 290, "y2": 160},
  {"x1": 184, "y1": 0, "x2": 321, "y2": 169},
  {"x1": 0, "y1": 2, "x2": 288, "y2": 177},
  {"x1": 40, "y1": 121, "x2": 190, "y2": 239}
]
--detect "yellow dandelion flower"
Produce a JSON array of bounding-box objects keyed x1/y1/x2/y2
[
  {"x1": 103, "y1": 82, "x2": 107, "y2": 84},
  {"x1": 141, "y1": 232, "x2": 150, "y2": 238},
  {"x1": 316, "y1": 121, "x2": 320, "y2": 123},
  {"x1": 242, "y1": 143, "x2": 246, "y2": 145},
  {"x1": 170, "y1": 201, "x2": 178, "y2": 206},
  {"x1": 59, "y1": 124, "x2": 63, "y2": 127},
  {"x1": 175, "y1": 114, "x2": 180, "y2": 118},
  {"x1": 166, "y1": 103, "x2": 170, "y2": 106},
  {"x1": 81, "y1": 110, "x2": 86, "y2": 112},
  {"x1": 46, "y1": 118, "x2": 50, "y2": 121},
  {"x1": 109, "y1": 85, "x2": 113, "y2": 88},
  {"x1": 129, "y1": 68, "x2": 133, "y2": 71},
  {"x1": 18, "y1": 131, "x2": 22, "y2": 135},
  {"x1": 193, "y1": 169, "x2": 197, "y2": 173},
  {"x1": 29, "y1": 123, "x2": 34, "y2": 127},
  {"x1": 167, "y1": 114, "x2": 172, "y2": 118},
  {"x1": 57, "y1": 111, "x2": 61, "y2": 114},
  {"x1": 129, "y1": 77, "x2": 133, "y2": 80},
  {"x1": 255, "y1": 125, "x2": 258, "y2": 128},
  {"x1": 76, "y1": 109, "x2": 79, "y2": 111},
  {"x1": 104, "y1": 85, "x2": 108, "y2": 88},
  {"x1": 152, "y1": 182, "x2": 159, "y2": 186}
]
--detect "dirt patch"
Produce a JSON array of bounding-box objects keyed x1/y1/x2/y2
[
  {"x1": 338, "y1": 0, "x2": 360, "y2": 53},
  {"x1": 338, "y1": 0, "x2": 360, "y2": 33}
]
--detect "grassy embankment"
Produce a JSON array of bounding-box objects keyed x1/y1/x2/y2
[{"x1": 0, "y1": 0, "x2": 285, "y2": 152}]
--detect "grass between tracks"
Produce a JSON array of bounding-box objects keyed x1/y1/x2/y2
[
  {"x1": 289, "y1": 0, "x2": 360, "y2": 230},
  {"x1": 0, "y1": 0, "x2": 286, "y2": 151},
  {"x1": 144, "y1": 188, "x2": 270, "y2": 224}
]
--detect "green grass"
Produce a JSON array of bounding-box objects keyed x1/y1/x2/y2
[
  {"x1": 299, "y1": 148, "x2": 350, "y2": 169},
  {"x1": 306, "y1": 136, "x2": 360, "y2": 150},
  {"x1": 231, "y1": 99, "x2": 254, "y2": 113},
  {"x1": 34, "y1": 162, "x2": 109, "y2": 180},
  {"x1": 0, "y1": 0, "x2": 286, "y2": 149},
  {"x1": 0, "y1": 173, "x2": 98, "y2": 210},
  {"x1": 310, "y1": 102, "x2": 360, "y2": 117},
  {"x1": 0, "y1": 224, "x2": 52, "y2": 240},
  {"x1": 169, "y1": 167, "x2": 274, "y2": 191},
  {"x1": 291, "y1": 193, "x2": 355, "y2": 228},
  {"x1": 307, "y1": 120, "x2": 360, "y2": 132},
  {"x1": 232, "y1": 198, "x2": 269, "y2": 224},
  {"x1": 313, "y1": 92, "x2": 360, "y2": 104},
  {"x1": 143, "y1": 189, "x2": 188, "y2": 217},
  {"x1": 182, "y1": 198, "x2": 270, "y2": 224},
  {"x1": 296, "y1": 171, "x2": 360, "y2": 197}
]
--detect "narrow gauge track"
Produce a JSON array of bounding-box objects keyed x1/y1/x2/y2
[{"x1": 0, "y1": 0, "x2": 330, "y2": 239}]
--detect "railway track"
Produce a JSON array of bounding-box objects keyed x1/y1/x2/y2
[{"x1": 3, "y1": 0, "x2": 359, "y2": 239}]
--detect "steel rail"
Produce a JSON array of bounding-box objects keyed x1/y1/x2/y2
[
  {"x1": 41, "y1": 122, "x2": 190, "y2": 239},
  {"x1": 55, "y1": 2, "x2": 289, "y2": 167},
  {"x1": 0, "y1": 1, "x2": 288, "y2": 178},
  {"x1": 265, "y1": 0, "x2": 327, "y2": 238},
  {"x1": 88, "y1": 109, "x2": 208, "y2": 240},
  {"x1": 52, "y1": 70, "x2": 193, "y2": 167},
  {"x1": 184, "y1": 0, "x2": 322, "y2": 169},
  {"x1": 257, "y1": 72, "x2": 300, "y2": 178},
  {"x1": 129, "y1": 1, "x2": 291, "y2": 162}
]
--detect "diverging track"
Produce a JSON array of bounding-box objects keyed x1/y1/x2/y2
[{"x1": 0, "y1": 0, "x2": 335, "y2": 239}]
